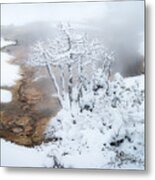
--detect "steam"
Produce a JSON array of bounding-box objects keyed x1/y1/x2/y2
[{"x1": 1, "y1": 1, "x2": 144, "y2": 76}]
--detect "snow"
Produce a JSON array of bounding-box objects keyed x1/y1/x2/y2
[
  {"x1": 1, "y1": 38, "x2": 16, "y2": 48},
  {"x1": 43, "y1": 74, "x2": 144, "y2": 169},
  {"x1": 0, "y1": 39, "x2": 46, "y2": 168},
  {"x1": 0, "y1": 38, "x2": 144, "y2": 170},
  {"x1": 1, "y1": 39, "x2": 21, "y2": 87},
  {"x1": 125, "y1": 74, "x2": 144, "y2": 90},
  {"x1": 1, "y1": 89, "x2": 12, "y2": 103},
  {"x1": 0, "y1": 71, "x2": 144, "y2": 169},
  {"x1": 0, "y1": 139, "x2": 45, "y2": 167}
]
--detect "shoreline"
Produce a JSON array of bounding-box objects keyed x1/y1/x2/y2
[{"x1": 0, "y1": 38, "x2": 60, "y2": 147}]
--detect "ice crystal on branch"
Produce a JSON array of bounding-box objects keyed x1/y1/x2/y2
[{"x1": 28, "y1": 23, "x2": 114, "y2": 110}]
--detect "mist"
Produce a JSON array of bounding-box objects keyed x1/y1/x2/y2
[{"x1": 1, "y1": 1, "x2": 144, "y2": 76}]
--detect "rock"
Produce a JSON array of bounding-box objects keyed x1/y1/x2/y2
[
  {"x1": 0, "y1": 112, "x2": 14, "y2": 127},
  {"x1": 32, "y1": 117, "x2": 49, "y2": 143},
  {"x1": 15, "y1": 116, "x2": 30, "y2": 126},
  {"x1": 21, "y1": 87, "x2": 42, "y2": 105},
  {"x1": 22, "y1": 105, "x2": 30, "y2": 111},
  {"x1": 13, "y1": 136, "x2": 33, "y2": 147},
  {"x1": 11, "y1": 127, "x2": 23, "y2": 133},
  {"x1": 25, "y1": 126, "x2": 33, "y2": 135}
]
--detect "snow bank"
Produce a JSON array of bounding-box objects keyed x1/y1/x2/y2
[
  {"x1": 1, "y1": 52, "x2": 21, "y2": 87},
  {"x1": 125, "y1": 75, "x2": 144, "y2": 90},
  {"x1": 0, "y1": 139, "x2": 45, "y2": 167},
  {"x1": 1, "y1": 38, "x2": 21, "y2": 87},
  {"x1": 1, "y1": 38, "x2": 16, "y2": 49},
  {"x1": 1, "y1": 89, "x2": 12, "y2": 103}
]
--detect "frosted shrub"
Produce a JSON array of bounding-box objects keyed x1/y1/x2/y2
[{"x1": 43, "y1": 72, "x2": 144, "y2": 169}]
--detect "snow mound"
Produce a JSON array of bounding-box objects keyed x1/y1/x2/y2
[{"x1": 1, "y1": 89, "x2": 12, "y2": 103}]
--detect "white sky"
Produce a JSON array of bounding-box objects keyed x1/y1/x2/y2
[{"x1": 1, "y1": 2, "x2": 108, "y2": 25}]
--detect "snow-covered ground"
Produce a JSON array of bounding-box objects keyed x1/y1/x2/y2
[
  {"x1": 125, "y1": 75, "x2": 144, "y2": 90},
  {"x1": 0, "y1": 38, "x2": 144, "y2": 169},
  {"x1": 1, "y1": 89, "x2": 12, "y2": 103},
  {"x1": 1, "y1": 38, "x2": 16, "y2": 49},
  {"x1": 1, "y1": 52, "x2": 21, "y2": 87},
  {"x1": 0, "y1": 74, "x2": 144, "y2": 169},
  {"x1": 1, "y1": 139, "x2": 44, "y2": 167},
  {"x1": 0, "y1": 38, "x2": 45, "y2": 167},
  {"x1": 1, "y1": 38, "x2": 21, "y2": 87}
]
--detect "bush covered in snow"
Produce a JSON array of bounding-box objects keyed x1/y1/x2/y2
[{"x1": 43, "y1": 73, "x2": 144, "y2": 169}]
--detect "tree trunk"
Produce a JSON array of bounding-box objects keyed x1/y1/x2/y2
[
  {"x1": 46, "y1": 63, "x2": 62, "y2": 107},
  {"x1": 67, "y1": 63, "x2": 73, "y2": 110},
  {"x1": 59, "y1": 64, "x2": 65, "y2": 100},
  {"x1": 77, "y1": 58, "x2": 83, "y2": 109}
]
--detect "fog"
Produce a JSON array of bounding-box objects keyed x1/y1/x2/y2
[{"x1": 1, "y1": 1, "x2": 144, "y2": 76}]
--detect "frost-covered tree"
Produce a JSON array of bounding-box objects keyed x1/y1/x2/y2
[
  {"x1": 28, "y1": 41, "x2": 63, "y2": 106},
  {"x1": 28, "y1": 23, "x2": 114, "y2": 113},
  {"x1": 28, "y1": 24, "x2": 144, "y2": 169}
]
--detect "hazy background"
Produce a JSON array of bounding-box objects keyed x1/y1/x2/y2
[{"x1": 1, "y1": 1, "x2": 144, "y2": 76}]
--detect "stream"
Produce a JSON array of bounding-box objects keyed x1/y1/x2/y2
[{"x1": 0, "y1": 38, "x2": 44, "y2": 167}]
